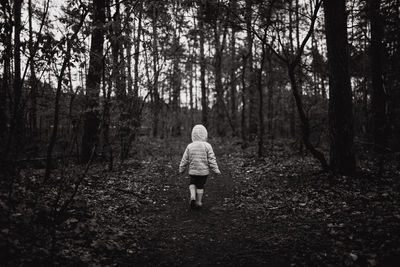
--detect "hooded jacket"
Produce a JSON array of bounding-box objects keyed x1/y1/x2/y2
[{"x1": 179, "y1": 125, "x2": 220, "y2": 175}]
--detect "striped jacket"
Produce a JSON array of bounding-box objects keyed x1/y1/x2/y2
[{"x1": 179, "y1": 125, "x2": 221, "y2": 176}]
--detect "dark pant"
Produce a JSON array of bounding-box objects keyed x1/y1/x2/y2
[{"x1": 189, "y1": 175, "x2": 208, "y2": 189}]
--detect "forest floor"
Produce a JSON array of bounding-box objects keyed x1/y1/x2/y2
[{"x1": 1, "y1": 138, "x2": 400, "y2": 266}]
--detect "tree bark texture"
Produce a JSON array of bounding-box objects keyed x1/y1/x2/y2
[
  {"x1": 369, "y1": 0, "x2": 387, "y2": 152},
  {"x1": 81, "y1": 0, "x2": 105, "y2": 163},
  {"x1": 230, "y1": 28, "x2": 237, "y2": 136},
  {"x1": 45, "y1": 11, "x2": 88, "y2": 180},
  {"x1": 241, "y1": 55, "x2": 248, "y2": 147},
  {"x1": 28, "y1": 0, "x2": 38, "y2": 140},
  {"x1": 151, "y1": 6, "x2": 160, "y2": 137},
  {"x1": 288, "y1": 66, "x2": 329, "y2": 170},
  {"x1": 11, "y1": 0, "x2": 24, "y2": 154},
  {"x1": 198, "y1": 1, "x2": 208, "y2": 127},
  {"x1": 0, "y1": 1, "x2": 12, "y2": 142},
  {"x1": 257, "y1": 44, "x2": 266, "y2": 157},
  {"x1": 324, "y1": 0, "x2": 356, "y2": 174},
  {"x1": 133, "y1": 2, "x2": 142, "y2": 99},
  {"x1": 213, "y1": 20, "x2": 226, "y2": 137},
  {"x1": 246, "y1": 0, "x2": 258, "y2": 141}
]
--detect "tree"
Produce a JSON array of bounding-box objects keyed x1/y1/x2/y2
[
  {"x1": 133, "y1": 1, "x2": 143, "y2": 99},
  {"x1": 11, "y1": 0, "x2": 24, "y2": 155},
  {"x1": 28, "y1": 0, "x2": 38, "y2": 141},
  {"x1": 171, "y1": 1, "x2": 183, "y2": 137},
  {"x1": 323, "y1": 0, "x2": 356, "y2": 174},
  {"x1": 212, "y1": 1, "x2": 227, "y2": 137},
  {"x1": 45, "y1": 8, "x2": 88, "y2": 180},
  {"x1": 151, "y1": 2, "x2": 160, "y2": 137},
  {"x1": 81, "y1": 0, "x2": 106, "y2": 163},
  {"x1": 198, "y1": 0, "x2": 208, "y2": 127},
  {"x1": 369, "y1": 0, "x2": 387, "y2": 152},
  {"x1": 246, "y1": 0, "x2": 258, "y2": 141},
  {"x1": 256, "y1": 37, "x2": 266, "y2": 157},
  {"x1": 255, "y1": 0, "x2": 329, "y2": 170},
  {"x1": 0, "y1": 0, "x2": 12, "y2": 143},
  {"x1": 229, "y1": 0, "x2": 238, "y2": 136}
]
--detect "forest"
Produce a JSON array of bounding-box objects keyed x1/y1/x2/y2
[{"x1": 1, "y1": 0, "x2": 400, "y2": 266}]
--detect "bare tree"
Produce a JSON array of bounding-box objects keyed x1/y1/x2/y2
[
  {"x1": 369, "y1": 0, "x2": 387, "y2": 152},
  {"x1": 198, "y1": 0, "x2": 208, "y2": 127},
  {"x1": 324, "y1": 0, "x2": 356, "y2": 174},
  {"x1": 81, "y1": 0, "x2": 106, "y2": 163},
  {"x1": 45, "y1": 9, "x2": 88, "y2": 180}
]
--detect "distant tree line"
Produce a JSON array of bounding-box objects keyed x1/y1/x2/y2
[{"x1": 0, "y1": 0, "x2": 399, "y2": 176}]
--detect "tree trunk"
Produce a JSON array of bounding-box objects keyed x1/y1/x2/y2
[
  {"x1": 257, "y1": 44, "x2": 266, "y2": 157},
  {"x1": 230, "y1": 26, "x2": 238, "y2": 136},
  {"x1": 0, "y1": 1, "x2": 12, "y2": 143},
  {"x1": 246, "y1": 0, "x2": 257, "y2": 141},
  {"x1": 369, "y1": 0, "x2": 386, "y2": 152},
  {"x1": 81, "y1": 0, "x2": 105, "y2": 163},
  {"x1": 12, "y1": 0, "x2": 23, "y2": 154},
  {"x1": 241, "y1": 55, "x2": 248, "y2": 147},
  {"x1": 110, "y1": 0, "x2": 123, "y2": 99},
  {"x1": 44, "y1": 11, "x2": 87, "y2": 180},
  {"x1": 324, "y1": 0, "x2": 356, "y2": 174},
  {"x1": 213, "y1": 20, "x2": 226, "y2": 137},
  {"x1": 102, "y1": 55, "x2": 113, "y2": 170},
  {"x1": 288, "y1": 66, "x2": 329, "y2": 170},
  {"x1": 288, "y1": 0, "x2": 296, "y2": 139},
  {"x1": 110, "y1": 0, "x2": 129, "y2": 159},
  {"x1": 126, "y1": 27, "x2": 133, "y2": 96},
  {"x1": 133, "y1": 2, "x2": 142, "y2": 99},
  {"x1": 28, "y1": 0, "x2": 38, "y2": 142},
  {"x1": 198, "y1": 1, "x2": 208, "y2": 127},
  {"x1": 131, "y1": 1, "x2": 142, "y2": 138},
  {"x1": 189, "y1": 54, "x2": 194, "y2": 126},
  {"x1": 171, "y1": 3, "x2": 182, "y2": 137},
  {"x1": 266, "y1": 54, "x2": 274, "y2": 148},
  {"x1": 151, "y1": 6, "x2": 160, "y2": 137}
]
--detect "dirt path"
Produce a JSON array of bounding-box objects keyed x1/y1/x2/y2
[
  {"x1": 83, "y1": 142, "x2": 400, "y2": 266},
  {"x1": 135, "y1": 160, "x2": 239, "y2": 266},
  {"x1": 128, "y1": 153, "x2": 288, "y2": 267}
]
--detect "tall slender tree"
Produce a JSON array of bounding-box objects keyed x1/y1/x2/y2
[
  {"x1": 151, "y1": 3, "x2": 160, "y2": 137},
  {"x1": 198, "y1": 1, "x2": 208, "y2": 127},
  {"x1": 81, "y1": 0, "x2": 106, "y2": 163},
  {"x1": 28, "y1": 0, "x2": 38, "y2": 141},
  {"x1": 11, "y1": 0, "x2": 23, "y2": 154},
  {"x1": 171, "y1": 1, "x2": 183, "y2": 137},
  {"x1": 324, "y1": 0, "x2": 356, "y2": 174},
  {"x1": 213, "y1": 2, "x2": 227, "y2": 137},
  {"x1": 229, "y1": 0, "x2": 238, "y2": 136},
  {"x1": 369, "y1": 0, "x2": 386, "y2": 152},
  {"x1": 246, "y1": 0, "x2": 257, "y2": 140},
  {"x1": 133, "y1": 1, "x2": 143, "y2": 99},
  {"x1": 0, "y1": 1, "x2": 12, "y2": 142},
  {"x1": 45, "y1": 9, "x2": 88, "y2": 180}
]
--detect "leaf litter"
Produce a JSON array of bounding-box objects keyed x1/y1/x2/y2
[{"x1": 1, "y1": 139, "x2": 400, "y2": 266}]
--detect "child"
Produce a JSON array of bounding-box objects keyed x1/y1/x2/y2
[{"x1": 179, "y1": 124, "x2": 221, "y2": 209}]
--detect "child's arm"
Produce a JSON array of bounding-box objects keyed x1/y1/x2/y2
[
  {"x1": 179, "y1": 146, "x2": 189, "y2": 173},
  {"x1": 206, "y1": 144, "x2": 221, "y2": 174}
]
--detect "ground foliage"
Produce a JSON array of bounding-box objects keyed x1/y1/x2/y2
[{"x1": 1, "y1": 138, "x2": 400, "y2": 266}]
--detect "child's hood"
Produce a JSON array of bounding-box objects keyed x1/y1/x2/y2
[{"x1": 191, "y1": 124, "x2": 208, "y2": 142}]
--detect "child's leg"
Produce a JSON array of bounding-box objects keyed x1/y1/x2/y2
[
  {"x1": 189, "y1": 176, "x2": 197, "y2": 209},
  {"x1": 189, "y1": 184, "x2": 196, "y2": 200},
  {"x1": 195, "y1": 176, "x2": 207, "y2": 206},
  {"x1": 196, "y1": 189, "x2": 204, "y2": 206}
]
